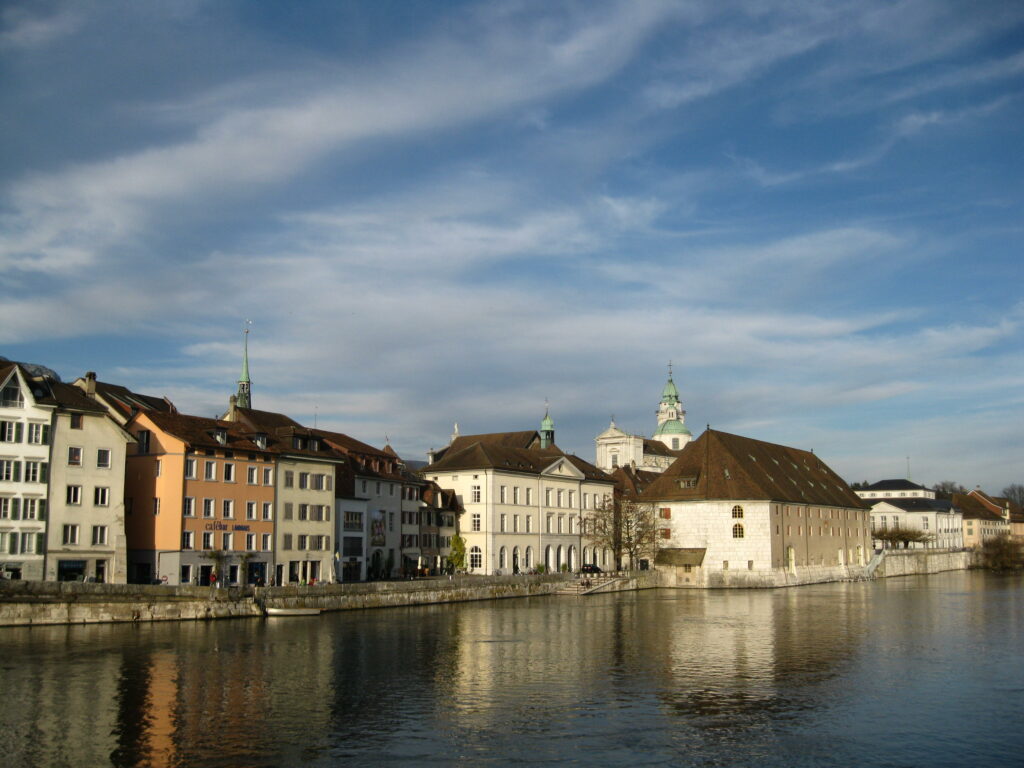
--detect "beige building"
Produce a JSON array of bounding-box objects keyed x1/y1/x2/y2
[
  {"x1": 422, "y1": 414, "x2": 615, "y2": 575},
  {"x1": 642, "y1": 429, "x2": 871, "y2": 587},
  {"x1": 44, "y1": 381, "x2": 134, "y2": 582},
  {"x1": 955, "y1": 492, "x2": 1012, "y2": 548}
]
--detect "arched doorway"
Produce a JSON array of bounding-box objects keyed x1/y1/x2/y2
[
  {"x1": 512, "y1": 546, "x2": 520, "y2": 574},
  {"x1": 556, "y1": 545, "x2": 564, "y2": 571},
  {"x1": 568, "y1": 545, "x2": 577, "y2": 571},
  {"x1": 525, "y1": 546, "x2": 533, "y2": 569},
  {"x1": 545, "y1": 545, "x2": 553, "y2": 571}
]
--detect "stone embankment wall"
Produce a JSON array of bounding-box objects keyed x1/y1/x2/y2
[
  {"x1": 873, "y1": 549, "x2": 973, "y2": 578},
  {"x1": 0, "y1": 573, "x2": 578, "y2": 627},
  {"x1": 660, "y1": 563, "x2": 870, "y2": 589}
]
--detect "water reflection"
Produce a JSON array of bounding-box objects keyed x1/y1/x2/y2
[{"x1": 0, "y1": 572, "x2": 1021, "y2": 767}]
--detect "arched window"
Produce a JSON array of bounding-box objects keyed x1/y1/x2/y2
[
  {"x1": 525, "y1": 546, "x2": 533, "y2": 568},
  {"x1": 469, "y1": 546, "x2": 482, "y2": 570},
  {"x1": 732, "y1": 523, "x2": 744, "y2": 539},
  {"x1": 499, "y1": 546, "x2": 507, "y2": 570},
  {"x1": 732, "y1": 505, "x2": 744, "y2": 519}
]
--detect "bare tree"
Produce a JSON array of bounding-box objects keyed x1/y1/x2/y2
[
  {"x1": 872, "y1": 527, "x2": 935, "y2": 549},
  {"x1": 583, "y1": 497, "x2": 658, "y2": 570},
  {"x1": 1000, "y1": 484, "x2": 1024, "y2": 508},
  {"x1": 932, "y1": 480, "x2": 965, "y2": 499}
]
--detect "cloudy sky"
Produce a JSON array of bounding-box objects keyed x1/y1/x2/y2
[{"x1": 2, "y1": 0, "x2": 1022, "y2": 490}]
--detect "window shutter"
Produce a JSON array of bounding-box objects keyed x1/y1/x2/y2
[
  {"x1": 325, "y1": 507, "x2": 331, "y2": 522},
  {"x1": 8, "y1": 535, "x2": 16, "y2": 555},
  {"x1": 36, "y1": 533, "x2": 45, "y2": 554},
  {"x1": 39, "y1": 462, "x2": 48, "y2": 483},
  {"x1": 11, "y1": 498, "x2": 20, "y2": 520},
  {"x1": 41, "y1": 424, "x2": 50, "y2": 444},
  {"x1": 14, "y1": 422, "x2": 23, "y2": 442},
  {"x1": 324, "y1": 536, "x2": 331, "y2": 551},
  {"x1": 284, "y1": 503, "x2": 293, "y2": 520},
  {"x1": 12, "y1": 461, "x2": 21, "y2": 483},
  {"x1": 37, "y1": 499, "x2": 46, "y2": 521}
]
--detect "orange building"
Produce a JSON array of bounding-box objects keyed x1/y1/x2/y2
[{"x1": 123, "y1": 411, "x2": 276, "y2": 585}]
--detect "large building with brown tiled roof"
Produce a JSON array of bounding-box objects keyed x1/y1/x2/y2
[
  {"x1": 640, "y1": 429, "x2": 871, "y2": 586},
  {"x1": 421, "y1": 412, "x2": 615, "y2": 575},
  {"x1": 956, "y1": 490, "x2": 1013, "y2": 548}
]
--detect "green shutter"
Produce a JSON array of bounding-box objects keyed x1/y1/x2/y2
[
  {"x1": 41, "y1": 424, "x2": 50, "y2": 444},
  {"x1": 10, "y1": 498, "x2": 19, "y2": 520},
  {"x1": 37, "y1": 499, "x2": 46, "y2": 521},
  {"x1": 7, "y1": 535, "x2": 16, "y2": 555},
  {"x1": 14, "y1": 422, "x2": 23, "y2": 442},
  {"x1": 36, "y1": 533, "x2": 44, "y2": 555},
  {"x1": 12, "y1": 461, "x2": 20, "y2": 482},
  {"x1": 39, "y1": 462, "x2": 48, "y2": 483}
]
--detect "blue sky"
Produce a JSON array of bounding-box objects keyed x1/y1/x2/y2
[{"x1": 1, "y1": 0, "x2": 1022, "y2": 491}]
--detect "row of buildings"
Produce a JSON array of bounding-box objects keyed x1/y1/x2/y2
[{"x1": 2, "y1": 352, "x2": 1020, "y2": 586}]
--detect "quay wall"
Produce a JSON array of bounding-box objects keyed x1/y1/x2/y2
[
  {"x1": 0, "y1": 573, "x2": 578, "y2": 627},
  {"x1": 873, "y1": 549, "x2": 973, "y2": 578}
]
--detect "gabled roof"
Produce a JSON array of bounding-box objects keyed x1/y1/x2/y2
[
  {"x1": 968, "y1": 489, "x2": 1023, "y2": 522},
  {"x1": 953, "y1": 493, "x2": 1006, "y2": 522},
  {"x1": 432, "y1": 430, "x2": 540, "y2": 463},
  {"x1": 862, "y1": 478, "x2": 930, "y2": 493},
  {"x1": 42, "y1": 381, "x2": 108, "y2": 414},
  {"x1": 610, "y1": 465, "x2": 662, "y2": 499},
  {"x1": 229, "y1": 407, "x2": 343, "y2": 462},
  {"x1": 78, "y1": 377, "x2": 176, "y2": 420},
  {"x1": 139, "y1": 411, "x2": 273, "y2": 454},
  {"x1": 641, "y1": 429, "x2": 865, "y2": 508},
  {"x1": 868, "y1": 498, "x2": 954, "y2": 513},
  {"x1": 422, "y1": 436, "x2": 613, "y2": 484}
]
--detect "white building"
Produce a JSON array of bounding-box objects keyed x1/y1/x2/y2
[
  {"x1": 595, "y1": 369, "x2": 691, "y2": 473},
  {"x1": 642, "y1": 429, "x2": 872, "y2": 587},
  {"x1": 855, "y1": 478, "x2": 936, "y2": 501},
  {"x1": 423, "y1": 414, "x2": 615, "y2": 575},
  {"x1": 867, "y1": 499, "x2": 963, "y2": 550},
  {"x1": 0, "y1": 362, "x2": 55, "y2": 580}
]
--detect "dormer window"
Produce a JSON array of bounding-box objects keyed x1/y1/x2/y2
[
  {"x1": 254, "y1": 434, "x2": 267, "y2": 450},
  {"x1": 1, "y1": 382, "x2": 24, "y2": 408},
  {"x1": 677, "y1": 476, "x2": 697, "y2": 489},
  {"x1": 292, "y1": 436, "x2": 305, "y2": 450},
  {"x1": 213, "y1": 429, "x2": 228, "y2": 445},
  {"x1": 309, "y1": 438, "x2": 319, "y2": 451}
]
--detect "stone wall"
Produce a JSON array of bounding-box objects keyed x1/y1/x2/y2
[
  {"x1": 0, "y1": 573, "x2": 577, "y2": 626},
  {"x1": 658, "y1": 563, "x2": 870, "y2": 589},
  {"x1": 873, "y1": 549, "x2": 972, "y2": 578}
]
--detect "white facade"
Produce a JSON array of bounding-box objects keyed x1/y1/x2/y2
[
  {"x1": 45, "y1": 406, "x2": 132, "y2": 582},
  {"x1": 868, "y1": 501, "x2": 963, "y2": 550},
  {"x1": 425, "y1": 457, "x2": 613, "y2": 575},
  {"x1": 0, "y1": 367, "x2": 54, "y2": 580}
]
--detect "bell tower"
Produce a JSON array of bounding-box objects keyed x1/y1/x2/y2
[{"x1": 236, "y1": 323, "x2": 252, "y2": 409}]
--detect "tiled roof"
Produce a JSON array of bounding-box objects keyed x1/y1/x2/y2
[
  {"x1": 967, "y1": 489, "x2": 1023, "y2": 522},
  {"x1": 42, "y1": 381, "x2": 108, "y2": 414},
  {"x1": 90, "y1": 380, "x2": 175, "y2": 415},
  {"x1": 610, "y1": 465, "x2": 662, "y2": 498},
  {"x1": 431, "y1": 430, "x2": 540, "y2": 463},
  {"x1": 230, "y1": 407, "x2": 343, "y2": 462},
  {"x1": 640, "y1": 429, "x2": 865, "y2": 508},
  {"x1": 868, "y1": 497, "x2": 954, "y2": 513},
  {"x1": 141, "y1": 411, "x2": 273, "y2": 454},
  {"x1": 422, "y1": 437, "x2": 613, "y2": 484},
  {"x1": 953, "y1": 493, "x2": 1006, "y2": 522}
]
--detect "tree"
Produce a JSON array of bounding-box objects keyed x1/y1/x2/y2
[
  {"x1": 872, "y1": 527, "x2": 935, "y2": 549},
  {"x1": 933, "y1": 481, "x2": 965, "y2": 499},
  {"x1": 1000, "y1": 484, "x2": 1024, "y2": 508},
  {"x1": 448, "y1": 535, "x2": 466, "y2": 573},
  {"x1": 584, "y1": 496, "x2": 658, "y2": 570},
  {"x1": 980, "y1": 534, "x2": 1023, "y2": 571}
]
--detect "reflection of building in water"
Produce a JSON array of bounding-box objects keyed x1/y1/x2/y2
[{"x1": 645, "y1": 585, "x2": 870, "y2": 723}]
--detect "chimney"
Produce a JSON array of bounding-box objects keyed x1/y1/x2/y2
[{"x1": 84, "y1": 371, "x2": 97, "y2": 397}]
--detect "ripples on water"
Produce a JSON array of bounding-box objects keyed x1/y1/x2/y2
[{"x1": 0, "y1": 570, "x2": 1021, "y2": 767}]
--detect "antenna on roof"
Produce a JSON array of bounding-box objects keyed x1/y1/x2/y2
[
  {"x1": 313, "y1": 405, "x2": 318, "y2": 429},
  {"x1": 906, "y1": 455, "x2": 911, "y2": 480}
]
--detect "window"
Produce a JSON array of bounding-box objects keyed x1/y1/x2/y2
[
  {"x1": 526, "y1": 488, "x2": 533, "y2": 506},
  {"x1": 284, "y1": 471, "x2": 294, "y2": 488},
  {"x1": 95, "y1": 448, "x2": 111, "y2": 469},
  {"x1": 1, "y1": 382, "x2": 23, "y2": 408},
  {"x1": 545, "y1": 489, "x2": 552, "y2": 507},
  {"x1": 513, "y1": 514, "x2": 520, "y2": 532},
  {"x1": 568, "y1": 491, "x2": 575, "y2": 508},
  {"x1": 526, "y1": 515, "x2": 532, "y2": 533},
  {"x1": 748, "y1": 560, "x2": 754, "y2": 570},
  {"x1": 733, "y1": 524, "x2": 744, "y2": 538},
  {"x1": 94, "y1": 487, "x2": 110, "y2": 507},
  {"x1": 0, "y1": 459, "x2": 17, "y2": 482},
  {"x1": 471, "y1": 485, "x2": 481, "y2": 503},
  {"x1": 546, "y1": 515, "x2": 553, "y2": 533},
  {"x1": 183, "y1": 497, "x2": 195, "y2": 517},
  {"x1": 222, "y1": 532, "x2": 233, "y2": 551},
  {"x1": 202, "y1": 532, "x2": 213, "y2": 550},
  {"x1": 513, "y1": 487, "x2": 520, "y2": 505},
  {"x1": 660, "y1": 507, "x2": 671, "y2": 519},
  {"x1": 660, "y1": 528, "x2": 671, "y2": 539},
  {"x1": 24, "y1": 460, "x2": 43, "y2": 483},
  {"x1": 246, "y1": 533, "x2": 256, "y2": 550},
  {"x1": 185, "y1": 458, "x2": 196, "y2": 479},
  {"x1": 558, "y1": 515, "x2": 564, "y2": 534},
  {"x1": 223, "y1": 463, "x2": 235, "y2": 482},
  {"x1": 500, "y1": 514, "x2": 507, "y2": 532},
  {"x1": 62, "y1": 524, "x2": 79, "y2": 545},
  {"x1": 155, "y1": 459, "x2": 162, "y2": 477},
  {"x1": 557, "y1": 490, "x2": 564, "y2": 507},
  {"x1": 499, "y1": 547, "x2": 507, "y2": 569},
  {"x1": 263, "y1": 467, "x2": 273, "y2": 485},
  {"x1": 70, "y1": 413, "x2": 83, "y2": 429},
  {"x1": 299, "y1": 472, "x2": 309, "y2": 489},
  {"x1": 569, "y1": 515, "x2": 576, "y2": 534},
  {"x1": 203, "y1": 498, "x2": 215, "y2": 518},
  {"x1": 153, "y1": 498, "x2": 160, "y2": 515},
  {"x1": 732, "y1": 505, "x2": 744, "y2": 519},
  {"x1": 204, "y1": 461, "x2": 216, "y2": 481},
  {"x1": 135, "y1": 430, "x2": 150, "y2": 453},
  {"x1": 312, "y1": 474, "x2": 326, "y2": 491},
  {"x1": 262, "y1": 502, "x2": 273, "y2": 520},
  {"x1": 0, "y1": 421, "x2": 18, "y2": 442},
  {"x1": 469, "y1": 546, "x2": 482, "y2": 570},
  {"x1": 262, "y1": 533, "x2": 272, "y2": 551},
  {"x1": 247, "y1": 466, "x2": 258, "y2": 484},
  {"x1": 66, "y1": 485, "x2": 82, "y2": 505},
  {"x1": 471, "y1": 512, "x2": 481, "y2": 532},
  {"x1": 298, "y1": 535, "x2": 308, "y2": 550},
  {"x1": 27, "y1": 423, "x2": 46, "y2": 444},
  {"x1": 389, "y1": 484, "x2": 395, "y2": 496},
  {"x1": 87, "y1": 525, "x2": 107, "y2": 547},
  {"x1": 182, "y1": 531, "x2": 194, "y2": 550},
  {"x1": 500, "y1": 486, "x2": 507, "y2": 504},
  {"x1": 376, "y1": 482, "x2": 381, "y2": 495},
  {"x1": 284, "y1": 503, "x2": 293, "y2": 520},
  {"x1": 583, "y1": 494, "x2": 589, "y2": 510},
  {"x1": 283, "y1": 534, "x2": 293, "y2": 550},
  {"x1": 222, "y1": 500, "x2": 234, "y2": 518},
  {"x1": 67, "y1": 446, "x2": 82, "y2": 466},
  {"x1": 246, "y1": 501, "x2": 256, "y2": 520},
  {"x1": 611, "y1": 453, "x2": 619, "y2": 468}
]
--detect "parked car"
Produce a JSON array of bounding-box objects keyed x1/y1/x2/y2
[{"x1": 580, "y1": 564, "x2": 602, "y2": 574}]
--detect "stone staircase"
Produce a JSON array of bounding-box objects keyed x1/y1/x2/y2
[{"x1": 554, "y1": 576, "x2": 626, "y2": 596}]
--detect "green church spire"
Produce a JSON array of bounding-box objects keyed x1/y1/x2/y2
[{"x1": 237, "y1": 323, "x2": 252, "y2": 409}]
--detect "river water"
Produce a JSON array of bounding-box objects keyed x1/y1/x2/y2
[{"x1": 1, "y1": 570, "x2": 1021, "y2": 767}]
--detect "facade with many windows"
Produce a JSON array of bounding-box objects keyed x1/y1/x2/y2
[
  {"x1": 422, "y1": 419, "x2": 614, "y2": 575},
  {"x1": 0, "y1": 363, "x2": 54, "y2": 580},
  {"x1": 124, "y1": 410, "x2": 276, "y2": 585},
  {"x1": 44, "y1": 381, "x2": 134, "y2": 582}
]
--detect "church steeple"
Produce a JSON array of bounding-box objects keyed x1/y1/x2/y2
[
  {"x1": 236, "y1": 324, "x2": 252, "y2": 409},
  {"x1": 653, "y1": 361, "x2": 691, "y2": 449},
  {"x1": 540, "y1": 402, "x2": 555, "y2": 449}
]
